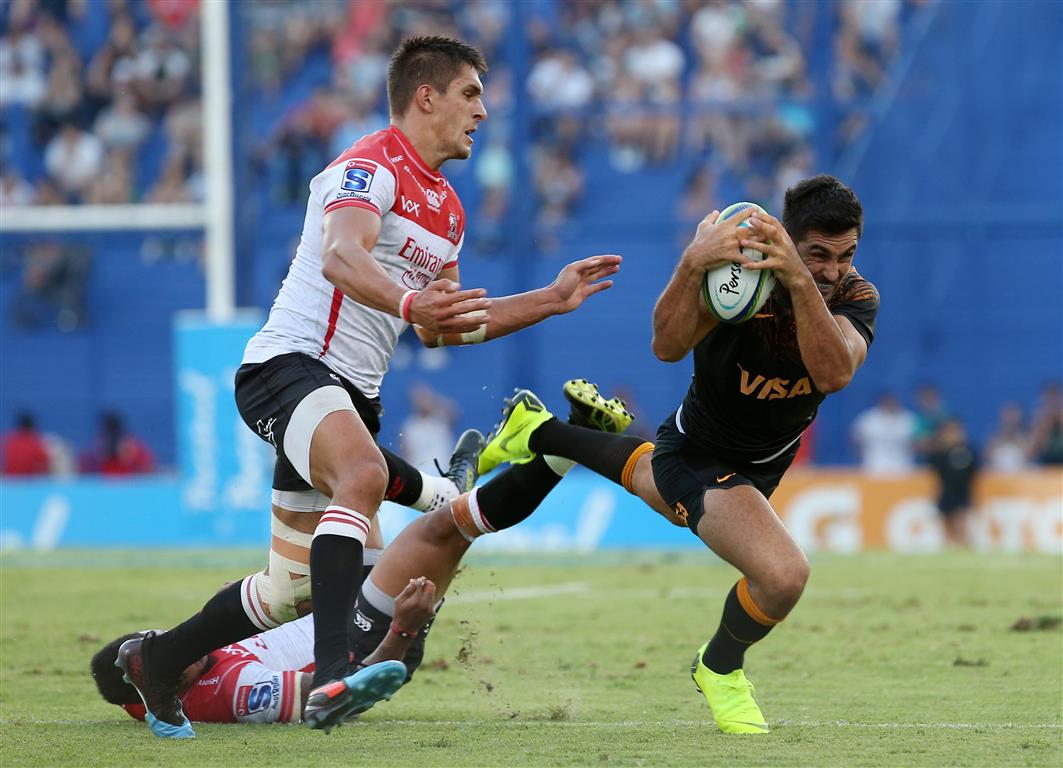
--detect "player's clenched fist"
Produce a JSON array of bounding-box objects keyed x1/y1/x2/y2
[
  {"x1": 393, "y1": 577, "x2": 437, "y2": 633},
  {"x1": 681, "y1": 207, "x2": 750, "y2": 273},
  {"x1": 408, "y1": 279, "x2": 491, "y2": 334}
]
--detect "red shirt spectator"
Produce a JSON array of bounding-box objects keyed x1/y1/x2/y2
[
  {"x1": 80, "y1": 412, "x2": 156, "y2": 475},
  {"x1": 2, "y1": 414, "x2": 51, "y2": 476}
]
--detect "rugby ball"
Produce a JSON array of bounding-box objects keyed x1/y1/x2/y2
[{"x1": 701, "y1": 202, "x2": 776, "y2": 324}]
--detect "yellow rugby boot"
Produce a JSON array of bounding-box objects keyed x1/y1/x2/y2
[
  {"x1": 562, "y1": 379, "x2": 634, "y2": 434},
  {"x1": 691, "y1": 643, "x2": 769, "y2": 734},
  {"x1": 477, "y1": 389, "x2": 554, "y2": 475}
]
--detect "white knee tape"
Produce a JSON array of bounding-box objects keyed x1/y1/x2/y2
[
  {"x1": 253, "y1": 569, "x2": 311, "y2": 627},
  {"x1": 271, "y1": 488, "x2": 331, "y2": 513},
  {"x1": 240, "y1": 573, "x2": 283, "y2": 631},
  {"x1": 245, "y1": 513, "x2": 315, "y2": 627},
  {"x1": 283, "y1": 385, "x2": 356, "y2": 486}
]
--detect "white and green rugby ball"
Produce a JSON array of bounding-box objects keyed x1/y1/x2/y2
[{"x1": 701, "y1": 201, "x2": 776, "y2": 324}]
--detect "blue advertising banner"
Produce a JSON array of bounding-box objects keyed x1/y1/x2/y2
[
  {"x1": 0, "y1": 471, "x2": 697, "y2": 550},
  {"x1": 174, "y1": 311, "x2": 275, "y2": 538}
]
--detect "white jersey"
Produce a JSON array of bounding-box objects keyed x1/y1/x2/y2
[
  {"x1": 242, "y1": 126, "x2": 466, "y2": 398},
  {"x1": 122, "y1": 616, "x2": 316, "y2": 725},
  {"x1": 236, "y1": 613, "x2": 315, "y2": 671}
]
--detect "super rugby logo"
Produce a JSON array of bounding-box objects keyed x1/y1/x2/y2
[
  {"x1": 342, "y1": 160, "x2": 376, "y2": 193},
  {"x1": 236, "y1": 681, "x2": 275, "y2": 716}
]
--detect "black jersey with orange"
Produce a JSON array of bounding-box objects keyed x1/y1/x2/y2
[{"x1": 678, "y1": 268, "x2": 879, "y2": 463}]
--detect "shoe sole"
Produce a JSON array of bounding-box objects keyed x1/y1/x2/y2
[
  {"x1": 305, "y1": 660, "x2": 407, "y2": 732},
  {"x1": 445, "y1": 429, "x2": 485, "y2": 492},
  {"x1": 115, "y1": 639, "x2": 196, "y2": 739},
  {"x1": 563, "y1": 379, "x2": 633, "y2": 433}
]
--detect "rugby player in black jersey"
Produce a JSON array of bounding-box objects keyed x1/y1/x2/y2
[{"x1": 477, "y1": 175, "x2": 879, "y2": 734}]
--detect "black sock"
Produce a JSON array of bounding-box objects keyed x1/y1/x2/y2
[
  {"x1": 476, "y1": 454, "x2": 564, "y2": 531},
  {"x1": 380, "y1": 447, "x2": 424, "y2": 507},
  {"x1": 530, "y1": 418, "x2": 648, "y2": 486},
  {"x1": 309, "y1": 534, "x2": 364, "y2": 686},
  {"x1": 149, "y1": 580, "x2": 260, "y2": 678},
  {"x1": 702, "y1": 581, "x2": 776, "y2": 674}
]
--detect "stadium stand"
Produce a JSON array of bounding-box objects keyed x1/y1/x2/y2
[{"x1": 1, "y1": 0, "x2": 1060, "y2": 467}]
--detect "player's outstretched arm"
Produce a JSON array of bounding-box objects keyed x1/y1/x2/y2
[
  {"x1": 414, "y1": 254, "x2": 621, "y2": 347},
  {"x1": 357, "y1": 578, "x2": 437, "y2": 669},
  {"x1": 322, "y1": 207, "x2": 490, "y2": 335}
]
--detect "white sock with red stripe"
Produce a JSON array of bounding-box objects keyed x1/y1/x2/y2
[{"x1": 314, "y1": 505, "x2": 371, "y2": 543}]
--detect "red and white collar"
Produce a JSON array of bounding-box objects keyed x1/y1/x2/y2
[{"x1": 387, "y1": 125, "x2": 444, "y2": 182}]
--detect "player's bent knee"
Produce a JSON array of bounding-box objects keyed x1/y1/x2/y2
[
  {"x1": 328, "y1": 455, "x2": 389, "y2": 508},
  {"x1": 760, "y1": 560, "x2": 809, "y2": 614}
]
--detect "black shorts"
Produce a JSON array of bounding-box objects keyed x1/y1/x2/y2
[
  {"x1": 350, "y1": 595, "x2": 440, "y2": 683},
  {"x1": 234, "y1": 352, "x2": 382, "y2": 492},
  {"x1": 650, "y1": 410, "x2": 798, "y2": 534},
  {"x1": 937, "y1": 492, "x2": 971, "y2": 516}
]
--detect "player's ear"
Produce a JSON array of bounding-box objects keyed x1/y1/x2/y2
[{"x1": 414, "y1": 84, "x2": 434, "y2": 113}]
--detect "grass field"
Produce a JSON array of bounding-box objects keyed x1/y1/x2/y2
[{"x1": 1, "y1": 549, "x2": 1060, "y2": 767}]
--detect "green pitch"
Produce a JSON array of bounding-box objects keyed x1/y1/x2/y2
[{"x1": 1, "y1": 550, "x2": 1060, "y2": 767}]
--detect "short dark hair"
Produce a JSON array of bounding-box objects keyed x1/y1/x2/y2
[
  {"x1": 782, "y1": 174, "x2": 864, "y2": 244},
  {"x1": 90, "y1": 632, "x2": 144, "y2": 705},
  {"x1": 387, "y1": 36, "x2": 487, "y2": 117}
]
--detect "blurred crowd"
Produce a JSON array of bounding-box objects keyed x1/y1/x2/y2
[
  {"x1": 0, "y1": 0, "x2": 202, "y2": 207},
  {"x1": 243, "y1": 0, "x2": 920, "y2": 249},
  {"x1": 2, "y1": 409, "x2": 155, "y2": 477},
  {"x1": 850, "y1": 381, "x2": 1063, "y2": 547},
  {"x1": 1, "y1": 0, "x2": 922, "y2": 251},
  {"x1": 850, "y1": 382, "x2": 1063, "y2": 474}
]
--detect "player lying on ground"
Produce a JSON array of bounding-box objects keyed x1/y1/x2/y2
[
  {"x1": 92, "y1": 577, "x2": 438, "y2": 726},
  {"x1": 104, "y1": 434, "x2": 483, "y2": 733},
  {"x1": 476, "y1": 176, "x2": 880, "y2": 734},
  {"x1": 92, "y1": 384, "x2": 632, "y2": 725}
]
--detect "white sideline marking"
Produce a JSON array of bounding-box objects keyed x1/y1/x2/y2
[
  {"x1": 448, "y1": 584, "x2": 870, "y2": 605},
  {"x1": 377, "y1": 719, "x2": 1063, "y2": 731},
  {"x1": 3, "y1": 718, "x2": 1060, "y2": 730},
  {"x1": 448, "y1": 582, "x2": 589, "y2": 604}
]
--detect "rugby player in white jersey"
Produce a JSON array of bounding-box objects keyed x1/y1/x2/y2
[
  {"x1": 117, "y1": 35, "x2": 621, "y2": 738},
  {"x1": 96, "y1": 386, "x2": 631, "y2": 727}
]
